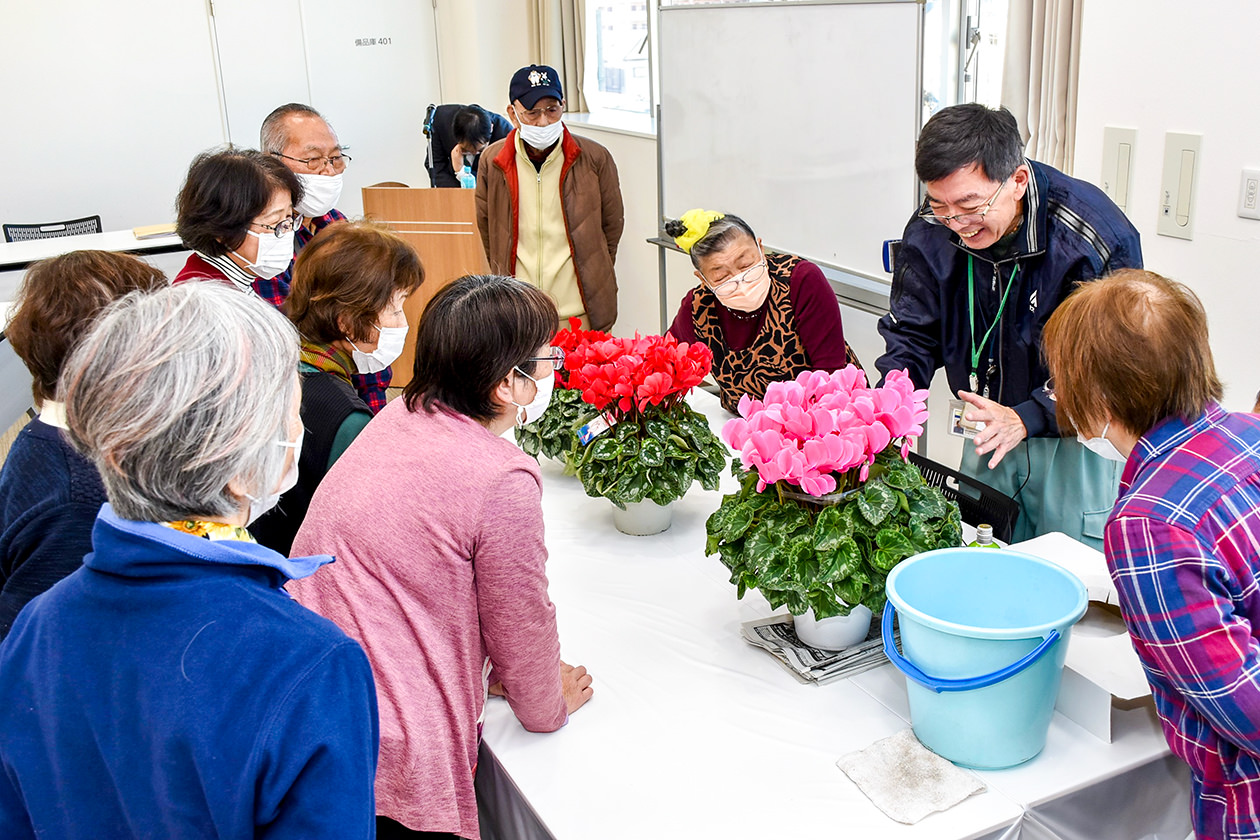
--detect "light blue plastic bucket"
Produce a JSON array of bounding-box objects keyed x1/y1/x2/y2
[{"x1": 881, "y1": 547, "x2": 1087, "y2": 769}]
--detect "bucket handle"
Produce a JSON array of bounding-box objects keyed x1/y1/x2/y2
[{"x1": 881, "y1": 603, "x2": 1061, "y2": 694}]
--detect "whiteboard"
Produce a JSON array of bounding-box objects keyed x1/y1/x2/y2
[
  {"x1": 659, "y1": 0, "x2": 922, "y2": 280},
  {"x1": 0, "y1": 1, "x2": 227, "y2": 231}
]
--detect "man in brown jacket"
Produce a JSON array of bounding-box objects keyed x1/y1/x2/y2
[{"x1": 475, "y1": 64, "x2": 624, "y2": 331}]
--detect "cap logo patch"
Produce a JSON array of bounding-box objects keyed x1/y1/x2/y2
[{"x1": 529, "y1": 69, "x2": 550, "y2": 87}]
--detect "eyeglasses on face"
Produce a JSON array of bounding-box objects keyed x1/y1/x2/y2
[
  {"x1": 704, "y1": 256, "x2": 767, "y2": 297},
  {"x1": 524, "y1": 347, "x2": 566, "y2": 371},
  {"x1": 919, "y1": 179, "x2": 1007, "y2": 227},
  {"x1": 271, "y1": 151, "x2": 352, "y2": 173},
  {"x1": 254, "y1": 212, "x2": 302, "y2": 238},
  {"x1": 517, "y1": 103, "x2": 564, "y2": 122}
]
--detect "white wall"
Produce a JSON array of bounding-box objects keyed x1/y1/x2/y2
[
  {"x1": 563, "y1": 123, "x2": 664, "y2": 337},
  {"x1": 2, "y1": 1, "x2": 226, "y2": 230},
  {"x1": 3, "y1": 1, "x2": 442, "y2": 232},
  {"x1": 433, "y1": 0, "x2": 532, "y2": 110},
  {"x1": 1075, "y1": 0, "x2": 1260, "y2": 411}
]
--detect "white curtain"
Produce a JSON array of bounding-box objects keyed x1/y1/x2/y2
[
  {"x1": 1001, "y1": 0, "x2": 1083, "y2": 173},
  {"x1": 529, "y1": 0, "x2": 588, "y2": 113}
]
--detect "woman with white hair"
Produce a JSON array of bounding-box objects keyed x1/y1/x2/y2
[{"x1": 0, "y1": 283, "x2": 378, "y2": 839}]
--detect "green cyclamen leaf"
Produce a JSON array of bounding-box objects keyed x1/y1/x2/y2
[
  {"x1": 857, "y1": 480, "x2": 896, "y2": 526},
  {"x1": 639, "y1": 438, "x2": 666, "y2": 467},
  {"x1": 875, "y1": 527, "x2": 918, "y2": 561},
  {"x1": 590, "y1": 438, "x2": 621, "y2": 461},
  {"x1": 907, "y1": 486, "x2": 947, "y2": 519}
]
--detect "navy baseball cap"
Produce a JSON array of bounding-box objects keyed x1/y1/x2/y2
[{"x1": 509, "y1": 65, "x2": 564, "y2": 109}]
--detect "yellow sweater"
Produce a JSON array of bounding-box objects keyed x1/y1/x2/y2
[{"x1": 512, "y1": 132, "x2": 585, "y2": 321}]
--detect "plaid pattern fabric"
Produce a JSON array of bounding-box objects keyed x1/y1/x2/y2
[
  {"x1": 1105, "y1": 403, "x2": 1260, "y2": 840},
  {"x1": 349, "y1": 369, "x2": 390, "y2": 415},
  {"x1": 253, "y1": 209, "x2": 391, "y2": 411},
  {"x1": 251, "y1": 208, "x2": 349, "y2": 309}
]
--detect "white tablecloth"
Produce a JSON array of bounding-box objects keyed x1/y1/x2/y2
[{"x1": 479, "y1": 390, "x2": 1191, "y2": 840}]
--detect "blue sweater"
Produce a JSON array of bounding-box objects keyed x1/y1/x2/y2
[
  {"x1": 0, "y1": 505, "x2": 379, "y2": 839},
  {"x1": 0, "y1": 417, "x2": 105, "y2": 640}
]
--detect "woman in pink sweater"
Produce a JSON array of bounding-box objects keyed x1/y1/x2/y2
[{"x1": 289, "y1": 274, "x2": 594, "y2": 840}]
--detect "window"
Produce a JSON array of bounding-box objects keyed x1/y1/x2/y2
[
  {"x1": 583, "y1": 1, "x2": 654, "y2": 116},
  {"x1": 922, "y1": 0, "x2": 1010, "y2": 123}
]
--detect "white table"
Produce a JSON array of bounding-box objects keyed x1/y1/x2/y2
[
  {"x1": 479, "y1": 390, "x2": 1191, "y2": 840},
  {"x1": 0, "y1": 228, "x2": 186, "y2": 271},
  {"x1": 0, "y1": 229, "x2": 189, "y2": 305}
]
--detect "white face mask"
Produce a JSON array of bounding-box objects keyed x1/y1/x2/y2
[
  {"x1": 246, "y1": 427, "x2": 303, "y2": 525},
  {"x1": 517, "y1": 118, "x2": 564, "y2": 151},
  {"x1": 708, "y1": 253, "x2": 772, "y2": 312},
  {"x1": 234, "y1": 229, "x2": 295, "y2": 280},
  {"x1": 512, "y1": 366, "x2": 555, "y2": 426},
  {"x1": 294, "y1": 172, "x2": 343, "y2": 218},
  {"x1": 1077, "y1": 421, "x2": 1127, "y2": 463},
  {"x1": 350, "y1": 324, "x2": 408, "y2": 374}
]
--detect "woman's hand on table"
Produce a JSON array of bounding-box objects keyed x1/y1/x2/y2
[{"x1": 561, "y1": 661, "x2": 594, "y2": 714}]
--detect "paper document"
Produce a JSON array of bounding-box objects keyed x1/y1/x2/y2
[
  {"x1": 1013, "y1": 531, "x2": 1119, "y2": 604},
  {"x1": 741, "y1": 614, "x2": 891, "y2": 685}
]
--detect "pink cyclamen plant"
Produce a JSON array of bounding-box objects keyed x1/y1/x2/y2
[{"x1": 721, "y1": 367, "x2": 929, "y2": 496}]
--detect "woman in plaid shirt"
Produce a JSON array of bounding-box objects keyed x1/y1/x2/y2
[{"x1": 1043, "y1": 269, "x2": 1260, "y2": 840}]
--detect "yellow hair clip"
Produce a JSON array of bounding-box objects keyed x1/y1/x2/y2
[{"x1": 673, "y1": 209, "x2": 725, "y2": 253}]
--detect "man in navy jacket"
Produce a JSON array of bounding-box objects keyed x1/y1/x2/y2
[{"x1": 876, "y1": 104, "x2": 1142, "y2": 547}]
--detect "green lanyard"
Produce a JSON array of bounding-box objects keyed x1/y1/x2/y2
[{"x1": 967, "y1": 255, "x2": 1019, "y2": 394}]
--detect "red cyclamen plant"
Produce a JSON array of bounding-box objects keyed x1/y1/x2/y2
[{"x1": 564, "y1": 332, "x2": 713, "y2": 420}]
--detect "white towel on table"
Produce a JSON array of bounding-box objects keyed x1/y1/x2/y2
[{"x1": 836, "y1": 728, "x2": 986, "y2": 824}]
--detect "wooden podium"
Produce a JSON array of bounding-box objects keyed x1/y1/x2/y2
[{"x1": 361, "y1": 186, "x2": 489, "y2": 387}]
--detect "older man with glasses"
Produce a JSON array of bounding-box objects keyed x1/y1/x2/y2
[
  {"x1": 476, "y1": 64, "x2": 624, "y2": 332},
  {"x1": 260, "y1": 103, "x2": 396, "y2": 415},
  {"x1": 875, "y1": 103, "x2": 1142, "y2": 548}
]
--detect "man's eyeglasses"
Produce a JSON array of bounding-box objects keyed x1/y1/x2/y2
[
  {"x1": 919, "y1": 179, "x2": 1007, "y2": 227},
  {"x1": 1044, "y1": 378, "x2": 1057, "y2": 402},
  {"x1": 271, "y1": 151, "x2": 352, "y2": 173},
  {"x1": 254, "y1": 213, "x2": 302, "y2": 238},
  {"x1": 522, "y1": 347, "x2": 566, "y2": 372},
  {"x1": 518, "y1": 104, "x2": 564, "y2": 121}
]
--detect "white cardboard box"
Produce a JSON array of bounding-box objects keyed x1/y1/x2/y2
[{"x1": 1012, "y1": 533, "x2": 1153, "y2": 742}]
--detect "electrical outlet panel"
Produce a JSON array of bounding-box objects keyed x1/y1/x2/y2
[
  {"x1": 1101, "y1": 127, "x2": 1136, "y2": 213},
  {"x1": 1156, "y1": 133, "x2": 1201, "y2": 241},
  {"x1": 1238, "y1": 169, "x2": 1260, "y2": 220}
]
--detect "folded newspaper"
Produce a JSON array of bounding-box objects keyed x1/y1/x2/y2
[{"x1": 741, "y1": 613, "x2": 893, "y2": 685}]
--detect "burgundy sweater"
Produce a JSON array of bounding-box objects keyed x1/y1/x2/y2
[{"x1": 288, "y1": 400, "x2": 566, "y2": 838}]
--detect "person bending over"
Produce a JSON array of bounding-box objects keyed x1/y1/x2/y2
[
  {"x1": 289, "y1": 274, "x2": 594, "y2": 840},
  {"x1": 1043, "y1": 269, "x2": 1260, "y2": 840},
  {"x1": 666, "y1": 209, "x2": 859, "y2": 413}
]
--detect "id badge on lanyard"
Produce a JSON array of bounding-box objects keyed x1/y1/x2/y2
[{"x1": 967, "y1": 255, "x2": 1019, "y2": 398}]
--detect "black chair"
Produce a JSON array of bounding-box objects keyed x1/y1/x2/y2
[
  {"x1": 3, "y1": 215, "x2": 102, "y2": 243},
  {"x1": 908, "y1": 451, "x2": 1020, "y2": 543}
]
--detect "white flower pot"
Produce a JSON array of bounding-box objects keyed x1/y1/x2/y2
[
  {"x1": 611, "y1": 499, "x2": 673, "y2": 536},
  {"x1": 792, "y1": 604, "x2": 874, "y2": 650}
]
